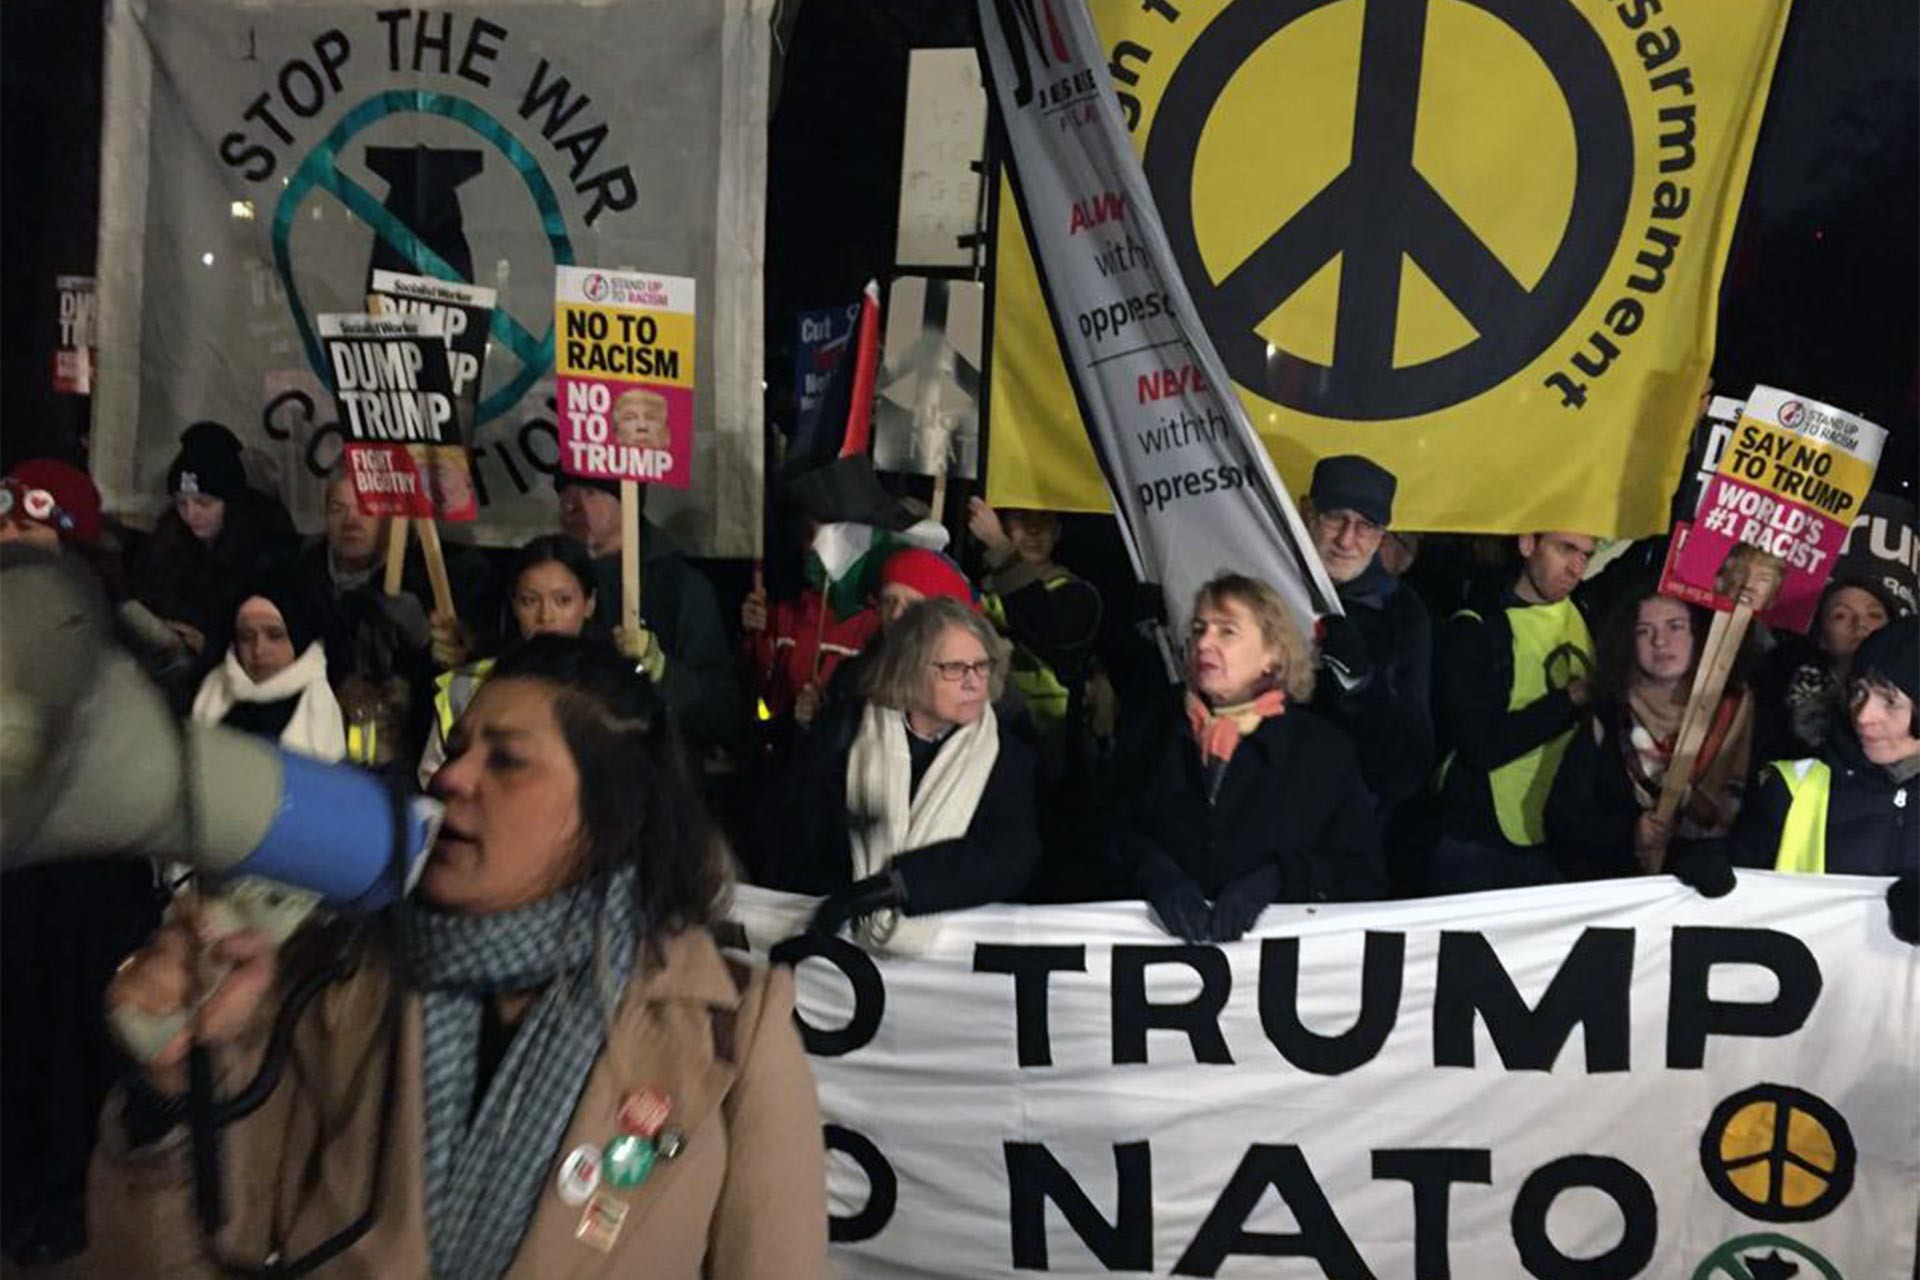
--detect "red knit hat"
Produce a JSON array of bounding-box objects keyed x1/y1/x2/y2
[
  {"x1": 877, "y1": 547, "x2": 975, "y2": 608},
  {"x1": 3, "y1": 459, "x2": 103, "y2": 546}
]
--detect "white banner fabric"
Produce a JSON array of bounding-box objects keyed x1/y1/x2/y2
[
  {"x1": 976, "y1": 0, "x2": 1338, "y2": 637},
  {"x1": 729, "y1": 875, "x2": 1918, "y2": 1279},
  {"x1": 95, "y1": 0, "x2": 768, "y2": 554}
]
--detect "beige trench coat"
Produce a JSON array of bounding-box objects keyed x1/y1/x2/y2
[{"x1": 82, "y1": 927, "x2": 827, "y2": 1279}]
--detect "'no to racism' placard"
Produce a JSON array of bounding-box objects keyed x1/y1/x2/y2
[
  {"x1": 555, "y1": 266, "x2": 696, "y2": 490},
  {"x1": 318, "y1": 312, "x2": 474, "y2": 522}
]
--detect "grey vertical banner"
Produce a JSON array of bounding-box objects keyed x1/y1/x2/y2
[{"x1": 976, "y1": 0, "x2": 1337, "y2": 636}]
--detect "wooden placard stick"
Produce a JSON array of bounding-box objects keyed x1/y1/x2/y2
[
  {"x1": 1667, "y1": 607, "x2": 1733, "y2": 758},
  {"x1": 413, "y1": 516, "x2": 457, "y2": 622},
  {"x1": 382, "y1": 517, "x2": 409, "y2": 597},
  {"x1": 360, "y1": 290, "x2": 416, "y2": 601},
  {"x1": 1654, "y1": 602, "x2": 1753, "y2": 826},
  {"x1": 620, "y1": 480, "x2": 642, "y2": 633}
]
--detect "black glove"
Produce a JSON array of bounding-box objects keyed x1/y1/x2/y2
[
  {"x1": 1669, "y1": 846, "x2": 1735, "y2": 898},
  {"x1": 1149, "y1": 878, "x2": 1213, "y2": 943},
  {"x1": 810, "y1": 871, "x2": 905, "y2": 938},
  {"x1": 1316, "y1": 615, "x2": 1374, "y2": 694},
  {"x1": 1209, "y1": 864, "x2": 1282, "y2": 943},
  {"x1": 1887, "y1": 871, "x2": 1918, "y2": 946}
]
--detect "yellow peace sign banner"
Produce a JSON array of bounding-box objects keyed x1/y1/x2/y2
[{"x1": 988, "y1": 0, "x2": 1792, "y2": 535}]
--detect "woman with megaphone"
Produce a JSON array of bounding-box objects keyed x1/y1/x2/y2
[{"x1": 91, "y1": 635, "x2": 828, "y2": 1279}]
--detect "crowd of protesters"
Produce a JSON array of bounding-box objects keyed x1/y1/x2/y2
[{"x1": 1, "y1": 424, "x2": 1914, "y2": 1271}]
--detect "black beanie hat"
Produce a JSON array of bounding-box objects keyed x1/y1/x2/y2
[
  {"x1": 166, "y1": 420, "x2": 249, "y2": 501},
  {"x1": 1853, "y1": 615, "x2": 1918, "y2": 705}
]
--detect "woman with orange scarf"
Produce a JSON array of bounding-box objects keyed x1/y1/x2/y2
[
  {"x1": 1546, "y1": 584, "x2": 1755, "y2": 878},
  {"x1": 1115, "y1": 575, "x2": 1386, "y2": 942}
]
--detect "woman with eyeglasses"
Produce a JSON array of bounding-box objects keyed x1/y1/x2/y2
[
  {"x1": 750, "y1": 597, "x2": 1042, "y2": 952},
  {"x1": 1117, "y1": 574, "x2": 1386, "y2": 944}
]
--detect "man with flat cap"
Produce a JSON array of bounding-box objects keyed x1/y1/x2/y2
[{"x1": 1302, "y1": 454, "x2": 1434, "y2": 811}]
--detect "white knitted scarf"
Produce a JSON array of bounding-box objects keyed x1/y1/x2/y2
[
  {"x1": 846, "y1": 701, "x2": 998, "y2": 955},
  {"x1": 190, "y1": 640, "x2": 346, "y2": 762}
]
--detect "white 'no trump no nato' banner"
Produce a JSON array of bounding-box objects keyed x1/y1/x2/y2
[{"x1": 729, "y1": 875, "x2": 1918, "y2": 1279}]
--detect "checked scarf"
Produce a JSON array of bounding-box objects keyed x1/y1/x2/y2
[{"x1": 404, "y1": 868, "x2": 639, "y2": 1280}]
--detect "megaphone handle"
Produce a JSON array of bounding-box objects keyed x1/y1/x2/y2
[{"x1": 188, "y1": 1042, "x2": 226, "y2": 1234}]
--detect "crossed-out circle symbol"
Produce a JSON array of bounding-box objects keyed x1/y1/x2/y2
[
  {"x1": 1778, "y1": 400, "x2": 1805, "y2": 427},
  {"x1": 1144, "y1": 0, "x2": 1633, "y2": 419},
  {"x1": 1699, "y1": 1085, "x2": 1856, "y2": 1224},
  {"x1": 1690, "y1": 1233, "x2": 1841, "y2": 1280},
  {"x1": 272, "y1": 91, "x2": 575, "y2": 427}
]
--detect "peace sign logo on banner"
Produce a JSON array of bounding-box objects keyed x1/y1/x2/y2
[{"x1": 1144, "y1": 0, "x2": 1633, "y2": 420}]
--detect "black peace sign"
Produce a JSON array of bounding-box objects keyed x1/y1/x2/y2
[{"x1": 1144, "y1": 0, "x2": 1633, "y2": 420}]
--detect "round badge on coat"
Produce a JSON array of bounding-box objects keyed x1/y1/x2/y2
[
  {"x1": 556, "y1": 1144, "x2": 602, "y2": 1206},
  {"x1": 616, "y1": 1087, "x2": 672, "y2": 1138},
  {"x1": 602, "y1": 1133, "x2": 656, "y2": 1191}
]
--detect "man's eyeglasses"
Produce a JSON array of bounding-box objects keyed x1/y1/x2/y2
[
  {"x1": 1314, "y1": 509, "x2": 1383, "y2": 538},
  {"x1": 930, "y1": 659, "x2": 993, "y2": 684}
]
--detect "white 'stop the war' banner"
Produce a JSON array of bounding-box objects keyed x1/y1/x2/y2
[
  {"x1": 93, "y1": 0, "x2": 768, "y2": 553},
  {"x1": 728, "y1": 876, "x2": 1919, "y2": 1279}
]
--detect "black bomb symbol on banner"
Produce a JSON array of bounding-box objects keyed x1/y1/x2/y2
[
  {"x1": 1142, "y1": 0, "x2": 1633, "y2": 420},
  {"x1": 363, "y1": 144, "x2": 482, "y2": 292},
  {"x1": 273, "y1": 96, "x2": 575, "y2": 432}
]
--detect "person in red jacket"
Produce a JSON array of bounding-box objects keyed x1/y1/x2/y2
[{"x1": 740, "y1": 570, "x2": 882, "y2": 724}]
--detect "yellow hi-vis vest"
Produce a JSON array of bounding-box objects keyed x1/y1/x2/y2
[
  {"x1": 1461, "y1": 598, "x2": 1593, "y2": 847},
  {"x1": 1770, "y1": 758, "x2": 1831, "y2": 874},
  {"x1": 433, "y1": 659, "x2": 495, "y2": 738},
  {"x1": 982, "y1": 585, "x2": 1073, "y2": 743}
]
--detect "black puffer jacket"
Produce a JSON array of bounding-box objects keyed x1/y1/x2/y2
[
  {"x1": 1724, "y1": 732, "x2": 1917, "y2": 877},
  {"x1": 1115, "y1": 702, "x2": 1386, "y2": 901}
]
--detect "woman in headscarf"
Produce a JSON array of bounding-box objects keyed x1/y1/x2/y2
[
  {"x1": 91, "y1": 636, "x2": 828, "y2": 1277},
  {"x1": 1546, "y1": 583, "x2": 1755, "y2": 878},
  {"x1": 191, "y1": 563, "x2": 346, "y2": 762},
  {"x1": 1117, "y1": 574, "x2": 1385, "y2": 943},
  {"x1": 751, "y1": 597, "x2": 1042, "y2": 949}
]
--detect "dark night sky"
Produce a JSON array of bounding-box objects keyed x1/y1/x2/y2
[{"x1": 5, "y1": 0, "x2": 1914, "y2": 500}]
